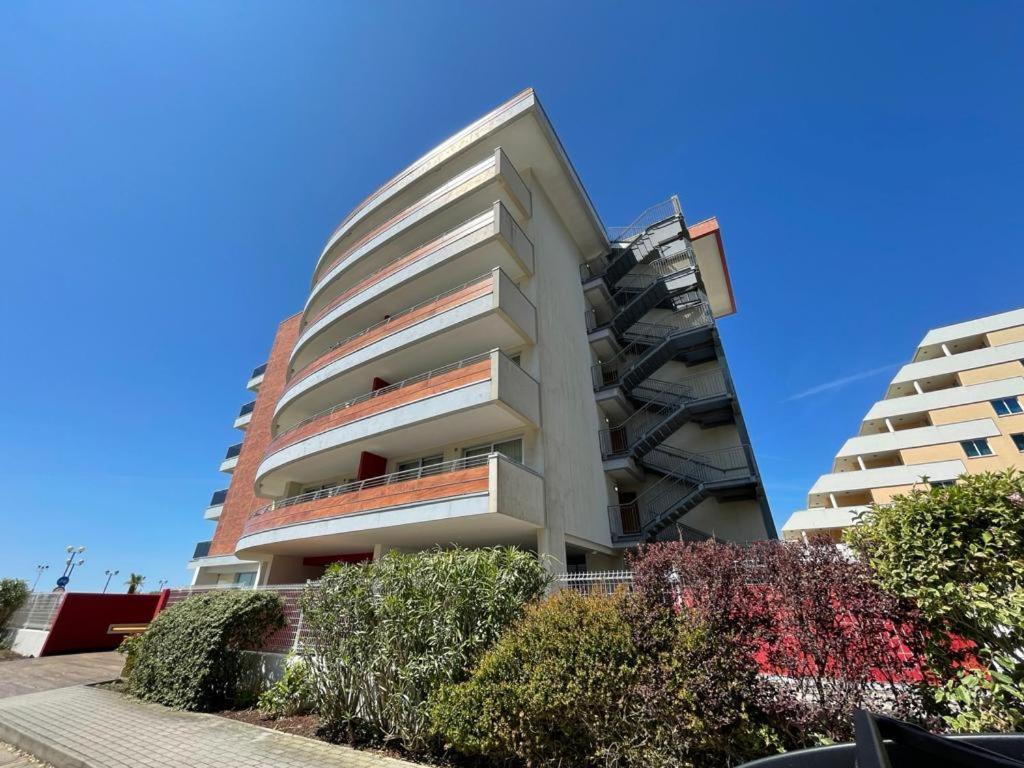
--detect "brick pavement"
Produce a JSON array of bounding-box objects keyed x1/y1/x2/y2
[
  {"x1": 0, "y1": 654, "x2": 124, "y2": 700},
  {"x1": 0, "y1": 686, "x2": 418, "y2": 768}
]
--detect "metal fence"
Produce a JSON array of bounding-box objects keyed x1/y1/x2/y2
[
  {"x1": 5, "y1": 592, "x2": 64, "y2": 631},
  {"x1": 554, "y1": 570, "x2": 634, "y2": 595}
]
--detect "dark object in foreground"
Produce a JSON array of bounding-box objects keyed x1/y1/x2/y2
[{"x1": 740, "y1": 710, "x2": 1024, "y2": 767}]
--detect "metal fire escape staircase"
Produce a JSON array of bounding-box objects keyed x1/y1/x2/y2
[{"x1": 583, "y1": 206, "x2": 759, "y2": 543}]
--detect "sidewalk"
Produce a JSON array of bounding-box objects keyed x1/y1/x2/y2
[
  {"x1": 0, "y1": 686, "x2": 418, "y2": 768},
  {"x1": 0, "y1": 654, "x2": 124, "y2": 700}
]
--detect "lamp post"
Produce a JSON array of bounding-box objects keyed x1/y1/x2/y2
[
  {"x1": 55, "y1": 546, "x2": 86, "y2": 592},
  {"x1": 103, "y1": 569, "x2": 119, "y2": 594},
  {"x1": 31, "y1": 565, "x2": 49, "y2": 592},
  {"x1": 157, "y1": 579, "x2": 168, "y2": 590}
]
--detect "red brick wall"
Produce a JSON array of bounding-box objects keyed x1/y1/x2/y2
[
  {"x1": 210, "y1": 313, "x2": 302, "y2": 557},
  {"x1": 163, "y1": 587, "x2": 304, "y2": 654}
]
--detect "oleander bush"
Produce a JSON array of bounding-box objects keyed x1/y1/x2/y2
[
  {"x1": 0, "y1": 578, "x2": 29, "y2": 630},
  {"x1": 300, "y1": 547, "x2": 547, "y2": 752},
  {"x1": 846, "y1": 470, "x2": 1024, "y2": 732},
  {"x1": 126, "y1": 590, "x2": 285, "y2": 711}
]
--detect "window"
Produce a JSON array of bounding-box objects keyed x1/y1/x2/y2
[
  {"x1": 463, "y1": 438, "x2": 523, "y2": 463},
  {"x1": 233, "y1": 571, "x2": 256, "y2": 587},
  {"x1": 930, "y1": 479, "x2": 956, "y2": 489},
  {"x1": 1013, "y1": 433, "x2": 1024, "y2": 452},
  {"x1": 396, "y1": 455, "x2": 444, "y2": 475},
  {"x1": 961, "y1": 438, "x2": 993, "y2": 458},
  {"x1": 991, "y1": 397, "x2": 1023, "y2": 416}
]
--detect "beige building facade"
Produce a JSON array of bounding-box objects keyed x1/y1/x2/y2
[
  {"x1": 188, "y1": 89, "x2": 774, "y2": 586},
  {"x1": 782, "y1": 307, "x2": 1024, "y2": 541}
]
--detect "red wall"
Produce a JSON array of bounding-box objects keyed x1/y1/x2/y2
[{"x1": 40, "y1": 593, "x2": 162, "y2": 656}]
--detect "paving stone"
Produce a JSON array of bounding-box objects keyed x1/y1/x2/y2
[{"x1": 0, "y1": 687, "x2": 418, "y2": 768}]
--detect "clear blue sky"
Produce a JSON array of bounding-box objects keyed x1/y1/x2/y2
[{"x1": 2, "y1": 2, "x2": 1022, "y2": 592}]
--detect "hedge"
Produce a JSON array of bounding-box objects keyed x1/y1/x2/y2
[
  {"x1": 125, "y1": 589, "x2": 284, "y2": 711},
  {"x1": 0, "y1": 579, "x2": 29, "y2": 631},
  {"x1": 300, "y1": 546, "x2": 547, "y2": 751}
]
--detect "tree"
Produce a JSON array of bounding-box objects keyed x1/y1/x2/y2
[
  {"x1": 846, "y1": 470, "x2": 1024, "y2": 731},
  {"x1": 125, "y1": 573, "x2": 145, "y2": 594}
]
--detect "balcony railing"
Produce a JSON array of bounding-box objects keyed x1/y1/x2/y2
[
  {"x1": 251, "y1": 453, "x2": 495, "y2": 520},
  {"x1": 598, "y1": 371, "x2": 729, "y2": 457},
  {"x1": 585, "y1": 251, "x2": 696, "y2": 330},
  {"x1": 251, "y1": 363, "x2": 267, "y2": 378},
  {"x1": 193, "y1": 541, "x2": 212, "y2": 559},
  {"x1": 238, "y1": 401, "x2": 255, "y2": 417},
  {"x1": 591, "y1": 299, "x2": 713, "y2": 389},
  {"x1": 293, "y1": 272, "x2": 494, "y2": 383},
  {"x1": 224, "y1": 443, "x2": 242, "y2": 460},
  {"x1": 304, "y1": 210, "x2": 497, "y2": 330},
  {"x1": 209, "y1": 489, "x2": 228, "y2": 506},
  {"x1": 273, "y1": 352, "x2": 496, "y2": 441},
  {"x1": 606, "y1": 196, "x2": 681, "y2": 243}
]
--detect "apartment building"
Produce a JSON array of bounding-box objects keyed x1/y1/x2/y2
[
  {"x1": 189, "y1": 88, "x2": 774, "y2": 587},
  {"x1": 782, "y1": 307, "x2": 1024, "y2": 541}
]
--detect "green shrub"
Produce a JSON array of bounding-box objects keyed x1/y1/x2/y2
[
  {"x1": 430, "y1": 589, "x2": 639, "y2": 766},
  {"x1": 126, "y1": 590, "x2": 285, "y2": 711},
  {"x1": 116, "y1": 634, "x2": 143, "y2": 679},
  {"x1": 0, "y1": 579, "x2": 29, "y2": 629},
  {"x1": 300, "y1": 546, "x2": 547, "y2": 752},
  {"x1": 258, "y1": 654, "x2": 313, "y2": 718},
  {"x1": 846, "y1": 470, "x2": 1024, "y2": 731},
  {"x1": 432, "y1": 589, "x2": 787, "y2": 768}
]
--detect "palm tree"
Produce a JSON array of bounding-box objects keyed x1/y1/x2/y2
[{"x1": 125, "y1": 573, "x2": 145, "y2": 594}]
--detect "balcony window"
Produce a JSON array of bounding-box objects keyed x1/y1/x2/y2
[
  {"x1": 224, "y1": 443, "x2": 242, "y2": 460},
  {"x1": 233, "y1": 571, "x2": 256, "y2": 587},
  {"x1": 251, "y1": 363, "x2": 267, "y2": 378},
  {"x1": 991, "y1": 397, "x2": 1023, "y2": 416},
  {"x1": 930, "y1": 479, "x2": 956, "y2": 489},
  {"x1": 396, "y1": 454, "x2": 444, "y2": 475},
  {"x1": 238, "y1": 401, "x2": 256, "y2": 417},
  {"x1": 464, "y1": 437, "x2": 523, "y2": 463},
  {"x1": 1012, "y1": 433, "x2": 1024, "y2": 452},
  {"x1": 209, "y1": 489, "x2": 228, "y2": 506},
  {"x1": 961, "y1": 438, "x2": 993, "y2": 458},
  {"x1": 193, "y1": 541, "x2": 212, "y2": 559}
]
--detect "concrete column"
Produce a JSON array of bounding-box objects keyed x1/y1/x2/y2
[{"x1": 536, "y1": 527, "x2": 567, "y2": 588}]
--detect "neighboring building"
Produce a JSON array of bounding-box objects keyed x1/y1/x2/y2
[
  {"x1": 188, "y1": 88, "x2": 774, "y2": 587},
  {"x1": 782, "y1": 307, "x2": 1024, "y2": 542}
]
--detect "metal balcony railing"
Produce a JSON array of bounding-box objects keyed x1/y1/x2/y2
[
  {"x1": 193, "y1": 541, "x2": 212, "y2": 559},
  {"x1": 591, "y1": 298, "x2": 713, "y2": 389},
  {"x1": 250, "y1": 452, "x2": 516, "y2": 519},
  {"x1": 607, "y1": 446, "x2": 751, "y2": 540},
  {"x1": 585, "y1": 251, "x2": 697, "y2": 331},
  {"x1": 301, "y1": 271, "x2": 495, "y2": 372},
  {"x1": 238, "y1": 401, "x2": 255, "y2": 417},
  {"x1": 251, "y1": 363, "x2": 267, "y2": 379},
  {"x1": 273, "y1": 351, "x2": 508, "y2": 440},
  {"x1": 224, "y1": 443, "x2": 242, "y2": 460},
  {"x1": 209, "y1": 489, "x2": 228, "y2": 506},
  {"x1": 598, "y1": 371, "x2": 729, "y2": 457},
  {"x1": 606, "y1": 196, "x2": 681, "y2": 243}
]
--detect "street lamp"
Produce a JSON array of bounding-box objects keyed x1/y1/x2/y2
[
  {"x1": 103, "y1": 569, "x2": 120, "y2": 594},
  {"x1": 55, "y1": 546, "x2": 86, "y2": 591},
  {"x1": 31, "y1": 565, "x2": 49, "y2": 592},
  {"x1": 157, "y1": 579, "x2": 168, "y2": 590}
]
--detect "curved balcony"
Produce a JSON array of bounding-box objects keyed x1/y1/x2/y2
[
  {"x1": 305, "y1": 148, "x2": 531, "y2": 324},
  {"x1": 312, "y1": 89, "x2": 537, "y2": 286},
  {"x1": 237, "y1": 452, "x2": 545, "y2": 558},
  {"x1": 275, "y1": 268, "x2": 537, "y2": 433},
  {"x1": 256, "y1": 350, "x2": 540, "y2": 497},
  {"x1": 292, "y1": 202, "x2": 534, "y2": 373}
]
